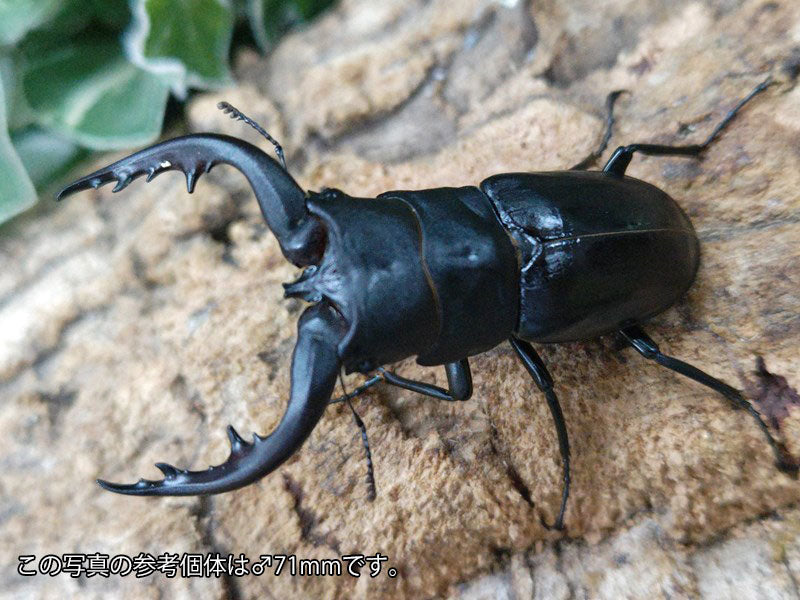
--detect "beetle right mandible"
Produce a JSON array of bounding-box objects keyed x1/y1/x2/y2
[{"x1": 57, "y1": 76, "x2": 797, "y2": 531}]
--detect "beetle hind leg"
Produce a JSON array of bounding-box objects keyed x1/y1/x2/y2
[
  {"x1": 509, "y1": 338, "x2": 570, "y2": 531},
  {"x1": 603, "y1": 78, "x2": 772, "y2": 176},
  {"x1": 621, "y1": 325, "x2": 799, "y2": 474},
  {"x1": 570, "y1": 90, "x2": 627, "y2": 170}
]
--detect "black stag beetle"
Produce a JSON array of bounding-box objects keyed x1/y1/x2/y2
[{"x1": 58, "y1": 78, "x2": 797, "y2": 530}]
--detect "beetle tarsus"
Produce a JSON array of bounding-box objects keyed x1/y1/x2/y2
[
  {"x1": 621, "y1": 325, "x2": 799, "y2": 474},
  {"x1": 329, "y1": 374, "x2": 384, "y2": 405},
  {"x1": 337, "y1": 372, "x2": 377, "y2": 500},
  {"x1": 329, "y1": 361, "x2": 473, "y2": 499},
  {"x1": 347, "y1": 399, "x2": 376, "y2": 500}
]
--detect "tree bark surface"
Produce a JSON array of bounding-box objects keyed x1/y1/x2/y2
[{"x1": 2, "y1": 1, "x2": 800, "y2": 598}]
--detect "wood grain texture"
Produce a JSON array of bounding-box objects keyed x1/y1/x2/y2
[{"x1": 2, "y1": 0, "x2": 799, "y2": 597}]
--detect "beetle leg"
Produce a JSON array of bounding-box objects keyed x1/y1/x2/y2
[
  {"x1": 326, "y1": 360, "x2": 472, "y2": 499},
  {"x1": 509, "y1": 338, "x2": 570, "y2": 531},
  {"x1": 96, "y1": 303, "x2": 346, "y2": 496},
  {"x1": 330, "y1": 359, "x2": 473, "y2": 404},
  {"x1": 381, "y1": 360, "x2": 473, "y2": 401},
  {"x1": 329, "y1": 374, "x2": 384, "y2": 404},
  {"x1": 570, "y1": 90, "x2": 627, "y2": 170},
  {"x1": 621, "y1": 325, "x2": 799, "y2": 474},
  {"x1": 603, "y1": 78, "x2": 772, "y2": 176}
]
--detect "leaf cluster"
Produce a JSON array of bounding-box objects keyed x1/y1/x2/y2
[{"x1": 0, "y1": 0, "x2": 333, "y2": 223}]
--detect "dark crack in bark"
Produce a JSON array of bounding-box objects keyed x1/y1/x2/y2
[
  {"x1": 169, "y1": 375, "x2": 207, "y2": 425},
  {"x1": 486, "y1": 416, "x2": 535, "y2": 509},
  {"x1": 37, "y1": 388, "x2": 77, "y2": 429},
  {"x1": 783, "y1": 554, "x2": 800, "y2": 599},
  {"x1": 282, "y1": 473, "x2": 342, "y2": 553},
  {"x1": 553, "y1": 538, "x2": 578, "y2": 600},
  {"x1": 191, "y1": 496, "x2": 243, "y2": 600}
]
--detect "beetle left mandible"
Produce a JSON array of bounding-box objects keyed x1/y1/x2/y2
[{"x1": 57, "y1": 78, "x2": 797, "y2": 531}]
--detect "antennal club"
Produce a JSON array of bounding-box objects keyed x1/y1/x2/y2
[{"x1": 217, "y1": 101, "x2": 287, "y2": 170}]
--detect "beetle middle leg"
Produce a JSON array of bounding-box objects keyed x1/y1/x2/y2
[
  {"x1": 603, "y1": 78, "x2": 772, "y2": 177},
  {"x1": 509, "y1": 337, "x2": 570, "y2": 531},
  {"x1": 621, "y1": 325, "x2": 799, "y2": 474}
]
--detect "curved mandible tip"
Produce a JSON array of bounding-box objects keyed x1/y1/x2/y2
[
  {"x1": 97, "y1": 303, "x2": 345, "y2": 497},
  {"x1": 55, "y1": 135, "x2": 232, "y2": 202},
  {"x1": 56, "y1": 133, "x2": 319, "y2": 266}
]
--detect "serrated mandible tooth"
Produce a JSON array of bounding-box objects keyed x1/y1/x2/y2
[
  {"x1": 185, "y1": 170, "x2": 198, "y2": 194},
  {"x1": 155, "y1": 462, "x2": 179, "y2": 479},
  {"x1": 112, "y1": 177, "x2": 131, "y2": 193},
  {"x1": 226, "y1": 425, "x2": 248, "y2": 453}
]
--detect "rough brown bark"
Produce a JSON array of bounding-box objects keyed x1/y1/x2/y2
[{"x1": 2, "y1": 0, "x2": 800, "y2": 598}]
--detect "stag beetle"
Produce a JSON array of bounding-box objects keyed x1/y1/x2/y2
[{"x1": 57, "y1": 78, "x2": 796, "y2": 531}]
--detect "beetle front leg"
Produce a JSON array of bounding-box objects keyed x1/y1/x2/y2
[
  {"x1": 329, "y1": 359, "x2": 473, "y2": 404},
  {"x1": 325, "y1": 359, "x2": 472, "y2": 501},
  {"x1": 97, "y1": 303, "x2": 346, "y2": 496},
  {"x1": 509, "y1": 338, "x2": 570, "y2": 531},
  {"x1": 621, "y1": 325, "x2": 799, "y2": 474},
  {"x1": 381, "y1": 359, "x2": 473, "y2": 401}
]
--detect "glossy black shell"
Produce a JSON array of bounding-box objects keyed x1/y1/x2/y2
[
  {"x1": 306, "y1": 187, "x2": 518, "y2": 373},
  {"x1": 480, "y1": 171, "x2": 700, "y2": 343}
]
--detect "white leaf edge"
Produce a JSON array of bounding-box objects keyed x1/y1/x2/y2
[
  {"x1": 23, "y1": 46, "x2": 170, "y2": 151},
  {"x1": 0, "y1": 0, "x2": 61, "y2": 46},
  {"x1": 123, "y1": 0, "x2": 235, "y2": 100}
]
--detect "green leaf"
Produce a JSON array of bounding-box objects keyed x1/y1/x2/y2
[
  {"x1": 126, "y1": 0, "x2": 234, "y2": 97},
  {"x1": 0, "y1": 75, "x2": 36, "y2": 223},
  {"x1": 88, "y1": 0, "x2": 133, "y2": 30},
  {"x1": 0, "y1": 0, "x2": 60, "y2": 46},
  {"x1": 245, "y1": 0, "x2": 286, "y2": 51},
  {"x1": 21, "y1": 41, "x2": 169, "y2": 150},
  {"x1": 12, "y1": 127, "x2": 86, "y2": 187},
  {"x1": 291, "y1": 0, "x2": 334, "y2": 20},
  {"x1": 245, "y1": 0, "x2": 333, "y2": 52},
  {"x1": 1, "y1": 54, "x2": 35, "y2": 131}
]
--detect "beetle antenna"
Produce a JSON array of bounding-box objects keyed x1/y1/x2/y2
[
  {"x1": 217, "y1": 101, "x2": 287, "y2": 171},
  {"x1": 339, "y1": 372, "x2": 377, "y2": 501},
  {"x1": 328, "y1": 374, "x2": 384, "y2": 404}
]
